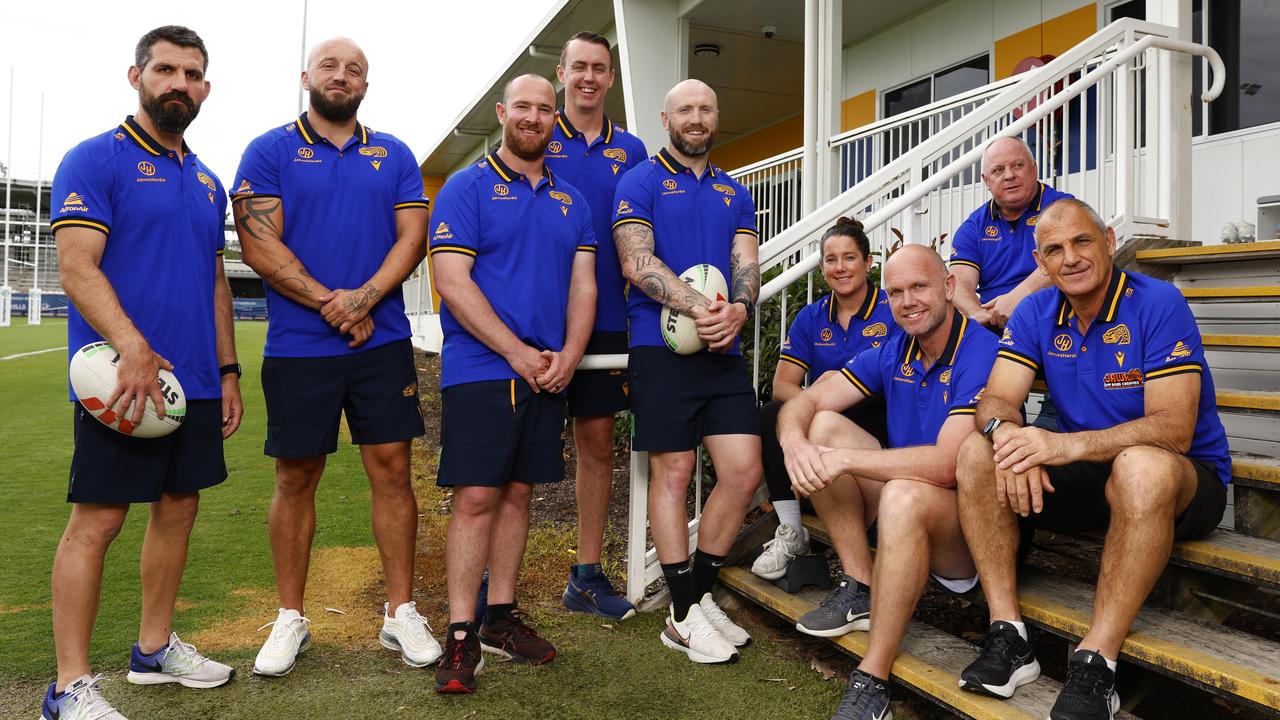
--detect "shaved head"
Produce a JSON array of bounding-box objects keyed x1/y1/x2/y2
[
  {"x1": 307, "y1": 37, "x2": 367, "y2": 73},
  {"x1": 883, "y1": 244, "x2": 954, "y2": 340},
  {"x1": 980, "y1": 137, "x2": 1033, "y2": 175},
  {"x1": 303, "y1": 37, "x2": 369, "y2": 122},
  {"x1": 885, "y1": 244, "x2": 948, "y2": 284},
  {"x1": 663, "y1": 79, "x2": 716, "y2": 114},
  {"x1": 502, "y1": 73, "x2": 556, "y2": 105},
  {"x1": 662, "y1": 79, "x2": 718, "y2": 158}
]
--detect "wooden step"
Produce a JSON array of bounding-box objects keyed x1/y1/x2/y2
[
  {"x1": 1233, "y1": 454, "x2": 1280, "y2": 541},
  {"x1": 1217, "y1": 389, "x2": 1280, "y2": 413},
  {"x1": 1181, "y1": 286, "x2": 1280, "y2": 301},
  {"x1": 1168, "y1": 528, "x2": 1280, "y2": 591},
  {"x1": 1203, "y1": 334, "x2": 1280, "y2": 350},
  {"x1": 718, "y1": 567, "x2": 1130, "y2": 720},
  {"x1": 1137, "y1": 240, "x2": 1280, "y2": 264},
  {"x1": 1233, "y1": 452, "x2": 1280, "y2": 490}
]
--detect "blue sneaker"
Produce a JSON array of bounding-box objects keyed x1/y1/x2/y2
[
  {"x1": 475, "y1": 569, "x2": 489, "y2": 623},
  {"x1": 42, "y1": 674, "x2": 128, "y2": 719},
  {"x1": 127, "y1": 632, "x2": 235, "y2": 688},
  {"x1": 562, "y1": 563, "x2": 637, "y2": 620}
]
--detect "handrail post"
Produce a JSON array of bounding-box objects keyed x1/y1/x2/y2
[
  {"x1": 1114, "y1": 49, "x2": 1132, "y2": 241},
  {"x1": 626, "y1": 448, "x2": 650, "y2": 603},
  {"x1": 801, "y1": 0, "x2": 819, "y2": 216}
]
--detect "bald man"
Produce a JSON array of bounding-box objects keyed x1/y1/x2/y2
[
  {"x1": 234, "y1": 37, "x2": 435, "y2": 677},
  {"x1": 950, "y1": 137, "x2": 1072, "y2": 330},
  {"x1": 429, "y1": 74, "x2": 596, "y2": 693},
  {"x1": 776, "y1": 245, "x2": 999, "y2": 720},
  {"x1": 613, "y1": 79, "x2": 762, "y2": 664}
]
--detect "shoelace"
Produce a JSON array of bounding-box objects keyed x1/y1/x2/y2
[
  {"x1": 975, "y1": 630, "x2": 1020, "y2": 670},
  {"x1": 578, "y1": 573, "x2": 619, "y2": 597},
  {"x1": 164, "y1": 634, "x2": 208, "y2": 672},
  {"x1": 818, "y1": 583, "x2": 857, "y2": 612},
  {"x1": 501, "y1": 609, "x2": 540, "y2": 639},
  {"x1": 833, "y1": 674, "x2": 880, "y2": 717},
  {"x1": 400, "y1": 602, "x2": 434, "y2": 644},
  {"x1": 684, "y1": 611, "x2": 723, "y2": 642},
  {"x1": 63, "y1": 674, "x2": 119, "y2": 720},
  {"x1": 257, "y1": 614, "x2": 311, "y2": 652},
  {"x1": 1064, "y1": 657, "x2": 1112, "y2": 699},
  {"x1": 699, "y1": 598, "x2": 733, "y2": 627},
  {"x1": 443, "y1": 636, "x2": 473, "y2": 669}
]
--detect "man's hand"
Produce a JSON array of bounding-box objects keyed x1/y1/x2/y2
[
  {"x1": 982, "y1": 292, "x2": 1021, "y2": 328},
  {"x1": 535, "y1": 349, "x2": 580, "y2": 394},
  {"x1": 347, "y1": 316, "x2": 375, "y2": 348},
  {"x1": 507, "y1": 344, "x2": 552, "y2": 393},
  {"x1": 107, "y1": 342, "x2": 173, "y2": 425},
  {"x1": 220, "y1": 374, "x2": 244, "y2": 439},
  {"x1": 319, "y1": 284, "x2": 383, "y2": 333},
  {"x1": 784, "y1": 437, "x2": 836, "y2": 498},
  {"x1": 993, "y1": 425, "x2": 1072, "y2": 473},
  {"x1": 694, "y1": 300, "x2": 747, "y2": 352},
  {"x1": 995, "y1": 463, "x2": 1055, "y2": 516}
]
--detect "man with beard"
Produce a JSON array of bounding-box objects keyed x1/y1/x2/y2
[
  {"x1": 233, "y1": 37, "x2": 434, "y2": 677},
  {"x1": 776, "y1": 246, "x2": 997, "y2": 720},
  {"x1": 429, "y1": 73, "x2": 596, "y2": 694},
  {"x1": 44, "y1": 25, "x2": 239, "y2": 719},
  {"x1": 612, "y1": 79, "x2": 762, "y2": 664}
]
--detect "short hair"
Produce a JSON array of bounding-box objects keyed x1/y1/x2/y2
[
  {"x1": 135, "y1": 25, "x2": 208, "y2": 72},
  {"x1": 560, "y1": 31, "x2": 612, "y2": 67},
  {"x1": 1038, "y1": 198, "x2": 1108, "y2": 238},
  {"x1": 820, "y1": 216, "x2": 871, "y2": 258},
  {"x1": 980, "y1": 136, "x2": 1034, "y2": 176}
]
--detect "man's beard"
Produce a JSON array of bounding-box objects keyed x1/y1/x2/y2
[
  {"x1": 503, "y1": 122, "x2": 551, "y2": 161},
  {"x1": 670, "y1": 125, "x2": 714, "y2": 157},
  {"x1": 141, "y1": 89, "x2": 199, "y2": 134},
  {"x1": 310, "y1": 86, "x2": 364, "y2": 123}
]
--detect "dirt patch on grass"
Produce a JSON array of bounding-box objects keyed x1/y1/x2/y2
[{"x1": 0, "y1": 603, "x2": 47, "y2": 615}]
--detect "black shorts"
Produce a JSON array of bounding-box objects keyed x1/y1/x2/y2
[
  {"x1": 261, "y1": 339, "x2": 425, "y2": 458},
  {"x1": 437, "y1": 379, "x2": 567, "y2": 487},
  {"x1": 567, "y1": 331, "x2": 629, "y2": 418},
  {"x1": 68, "y1": 400, "x2": 227, "y2": 504},
  {"x1": 1019, "y1": 457, "x2": 1227, "y2": 541},
  {"x1": 628, "y1": 346, "x2": 759, "y2": 452}
]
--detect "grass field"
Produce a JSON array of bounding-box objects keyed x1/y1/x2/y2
[{"x1": 0, "y1": 319, "x2": 863, "y2": 719}]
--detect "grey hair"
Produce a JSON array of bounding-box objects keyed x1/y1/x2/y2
[
  {"x1": 980, "y1": 136, "x2": 1035, "y2": 176},
  {"x1": 1037, "y1": 198, "x2": 1108, "y2": 237}
]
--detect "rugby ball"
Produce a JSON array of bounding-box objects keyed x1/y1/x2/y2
[
  {"x1": 661, "y1": 264, "x2": 729, "y2": 355},
  {"x1": 69, "y1": 341, "x2": 186, "y2": 438}
]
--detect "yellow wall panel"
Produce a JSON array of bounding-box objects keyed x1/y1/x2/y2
[
  {"x1": 994, "y1": 2, "x2": 1096, "y2": 80},
  {"x1": 841, "y1": 90, "x2": 877, "y2": 132},
  {"x1": 712, "y1": 114, "x2": 805, "y2": 172}
]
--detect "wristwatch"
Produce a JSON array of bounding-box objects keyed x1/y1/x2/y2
[
  {"x1": 982, "y1": 417, "x2": 1003, "y2": 441},
  {"x1": 219, "y1": 363, "x2": 243, "y2": 379}
]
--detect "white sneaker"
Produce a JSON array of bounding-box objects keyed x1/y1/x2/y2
[
  {"x1": 41, "y1": 674, "x2": 128, "y2": 720},
  {"x1": 253, "y1": 608, "x2": 312, "y2": 677},
  {"x1": 380, "y1": 601, "x2": 443, "y2": 668},
  {"x1": 127, "y1": 632, "x2": 235, "y2": 688},
  {"x1": 751, "y1": 523, "x2": 810, "y2": 580},
  {"x1": 698, "y1": 592, "x2": 752, "y2": 647},
  {"x1": 660, "y1": 603, "x2": 739, "y2": 664}
]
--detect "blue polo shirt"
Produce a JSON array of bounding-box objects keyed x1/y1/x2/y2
[
  {"x1": 997, "y1": 270, "x2": 1232, "y2": 486},
  {"x1": 779, "y1": 288, "x2": 898, "y2": 379},
  {"x1": 428, "y1": 152, "x2": 595, "y2": 389},
  {"x1": 545, "y1": 111, "x2": 646, "y2": 333},
  {"x1": 841, "y1": 312, "x2": 997, "y2": 449},
  {"x1": 232, "y1": 113, "x2": 429, "y2": 358},
  {"x1": 611, "y1": 148, "x2": 758, "y2": 352},
  {"x1": 51, "y1": 116, "x2": 227, "y2": 401},
  {"x1": 949, "y1": 183, "x2": 1072, "y2": 302}
]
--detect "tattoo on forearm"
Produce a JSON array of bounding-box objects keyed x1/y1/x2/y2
[
  {"x1": 265, "y1": 258, "x2": 297, "y2": 282},
  {"x1": 729, "y1": 249, "x2": 760, "y2": 306},
  {"x1": 616, "y1": 222, "x2": 708, "y2": 313},
  {"x1": 236, "y1": 197, "x2": 282, "y2": 242}
]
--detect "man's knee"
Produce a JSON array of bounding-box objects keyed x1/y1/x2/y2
[
  {"x1": 64, "y1": 505, "x2": 129, "y2": 550},
  {"x1": 651, "y1": 452, "x2": 696, "y2": 489},
  {"x1": 451, "y1": 486, "x2": 502, "y2": 518},
  {"x1": 275, "y1": 457, "x2": 325, "y2": 495},
  {"x1": 573, "y1": 416, "x2": 615, "y2": 464},
  {"x1": 956, "y1": 432, "x2": 995, "y2": 493},
  {"x1": 1107, "y1": 446, "x2": 1182, "y2": 516},
  {"x1": 153, "y1": 492, "x2": 200, "y2": 532},
  {"x1": 502, "y1": 481, "x2": 535, "y2": 508},
  {"x1": 809, "y1": 410, "x2": 876, "y2": 450},
  {"x1": 876, "y1": 480, "x2": 935, "y2": 536}
]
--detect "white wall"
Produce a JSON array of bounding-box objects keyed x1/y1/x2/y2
[{"x1": 1192, "y1": 125, "x2": 1280, "y2": 243}]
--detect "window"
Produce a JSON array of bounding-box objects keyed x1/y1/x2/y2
[
  {"x1": 882, "y1": 55, "x2": 991, "y2": 119},
  {"x1": 1208, "y1": 0, "x2": 1280, "y2": 134}
]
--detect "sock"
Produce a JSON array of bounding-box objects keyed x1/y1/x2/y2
[
  {"x1": 572, "y1": 562, "x2": 602, "y2": 579},
  {"x1": 773, "y1": 500, "x2": 803, "y2": 535},
  {"x1": 662, "y1": 560, "x2": 696, "y2": 621},
  {"x1": 485, "y1": 602, "x2": 515, "y2": 624},
  {"x1": 448, "y1": 621, "x2": 475, "y2": 640},
  {"x1": 691, "y1": 549, "x2": 727, "y2": 600},
  {"x1": 1079, "y1": 648, "x2": 1119, "y2": 672},
  {"x1": 1005, "y1": 620, "x2": 1028, "y2": 641}
]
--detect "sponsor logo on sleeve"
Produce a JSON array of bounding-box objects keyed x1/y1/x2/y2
[
  {"x1": 59, "y1": 192, "x2": 89, "y2": 214},
  {"x1": 235, "y1": 179, "x2": 253, "y2": 196},
  {"x1": 433, "y1": 221, "x2": 453, "y2": 240},
  {"x1": 616, "y1": 199, "x2": 633, "y2": 215},
  {"x1": 1168, "y1": 340, "x2": 1191, "y2": 359},
  {"x1": 999, "y1": 327, "x2": 1015, "y2": 346}
]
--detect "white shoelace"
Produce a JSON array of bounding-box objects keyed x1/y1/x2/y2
[
  {"x1": 699, "y1": 599, "x2": 733, "y2": 627},
  {"x1": 258, "y1": 614, "x2": 311, "y2": 653},
  {"x1": 164, "y1": 634, "x2": 209, "y2": 673},
  {"x1": 63, "y1": 674, "x2": 120, "y2": 720},
  {"x1": 685, "y1": 610, "x2": 723, "y2": 642},
  {"x1": 760, "y1": 536, "x2": 798, "y2": 559},
  {"x1": 400, "y1": 601, "x2": 434, "y2": 645}
]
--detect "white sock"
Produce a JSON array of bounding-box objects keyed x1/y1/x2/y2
[
  {"x1": 1078, "y1": 647, "x2": 1118, "y2": 672},
  {"x1": 1005, "y1": 620, "x2": 1028, "y2": 641},
  {"x1": 773, "y1": 500, "x2": 803, "y2": 535}
]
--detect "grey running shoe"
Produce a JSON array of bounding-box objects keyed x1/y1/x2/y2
[
  {"x1": 830, "y1": 669, "x2": 892, "y2": 720},
  {"x1": 797, "y1": 575, "x2": 870, "y2": 637}
]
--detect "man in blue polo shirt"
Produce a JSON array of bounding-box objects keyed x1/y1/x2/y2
[
  {"x1": 44, "y1": 26, "x2": 239, "y2": 720},
  {"x1": 232, "y1": 37, "x2": 435, "y2": 677},
  {"x1": 956, "y1": 199, "x2": 1230, "y2": 720},
  {"x1": 777, "y1": 245, "x2": 998, "y2": 720},
  {"x1": 613, "y1": 79, "x2": 761, "y2": 665},
  {"x1": 545, "y1": 31, "x2": 646, "y2": 619},
  {"x1": 430, "y1": 74, "x2": 596, "y2": 695},
  {"x1": 950, "y1": 137, "x2": 1072, "y2": 330}
]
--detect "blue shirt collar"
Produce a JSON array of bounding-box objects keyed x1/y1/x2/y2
[
  {"x1": 988, "y1": 182, "x2": 1046, "y2": 223},
  {"x1": 484, "y1": 151, "x2": 555, "y2": 187},
  {"x1": 120, "y1": 115, "x2": 191, "y2": 157},
  {"x1": 296, "y1": 111, "x2": 368, "y2": 147},
  {"x1": 901, "y1": 310, "x2": 968, "y2": 368},
  {"x1": 656, "y1": 147, "x2": 718, "y2": 178},
  {"x1": 555, "y1": 109, "x2": 614, "y2": 145},
  {"x1": 1055, "y1": 268, "x2": 1128, "y2": 327},
  {"x1": 826, "y1": 286, "x2": 881, "y2": 324}
]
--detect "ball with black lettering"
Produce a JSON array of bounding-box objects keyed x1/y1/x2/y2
[
  {"x1": 661, "y1": 263, "x2": 729, "y2": 356},
  {"x1": 69, "y1": 341, "x2": 186, "y2": 438}
]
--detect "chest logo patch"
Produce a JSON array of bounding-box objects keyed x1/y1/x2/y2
[
  {"x1": 197, "y1": 172, "x2": 217, "y2": 193},
  {"x1": 494, "y1": 183, "x2": 510, "y2": 196},
  {"x1": 663, "y1": 179, "x2": 677, "y2": 190},
  {"x1": 984, "y1": 225, "x2": 999, "y2": 238},
  {"x1": 862, "y1": 322, "x2": 887, "y2": 338},
  {"x1": 1026, "y1": 215, "x2": 1038, "y2": 226},
  {"x1": 297, "y1": 147, "x2": 314, "y2": 159},
  {"x1": 939, "y1": 369, "x2": 951, "y2": 384},
  {"x1": 899, "y1": 362, "x2": 915, "y2": 378},
  {"x1": 1053, "y1": 333, "x2": 1073, "y2": 352},
  {"x1": 547, "y1": 141, "x2": 563, "y2": 154},
  {"x1": 1103, "y1": 368, "x2": 1144, "y2": 390},
  {"x1": 114, "y1": 132, "x2": 125, "y2": 141},
  {"x1": 611, "y1": 163, "x2": 620, "y2": 175},
  {"x1": 1115, "y1": 351, "x2": 1125, "y2": 367},
  {"x1": 604, "y1": 147, "x2": 627, "y2": 162},
  {"x1": 359, "y1": 146, "x2": 387, "y2": 157},
  {"x1": 370, "y1": 160, "x2": 382, "y2": 171},
  {"x1": 712, "y1": 183, "x2": 735, "y2": 196},
  {"x1": 819, "y1": 328, "x2": 833, "y2": 342},
  {"x1": 1102, "y1": 324, "x2": 1131, "y2": 345},
  {"x1": 137, "y1": 161, "x2": 156, "y2": 176},
  {"x1": 549, "y1": 191, "x2": 573, "y2": 205},
  {"x1": 723, "y1": 196, "x2": 731, "y2": 207}
]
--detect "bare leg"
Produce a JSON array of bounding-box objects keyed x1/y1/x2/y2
[
  {"x1": 697, "y1": 434, "x2": 763, "y2": 555},
  {"x1": 1081, "y1": 446, "x2": 1198, "y2": 658},
  {"x1": 648, "y1": 450, "x2": 698, "y2": 564},
  {"x1": 859, "y1": 480, "x2": 974, "y2": 679},
  {"x1": 573, "y1": 415, "x2": 616, "y2": 565},
  {"x1": 485, "y1": 482, "x2": 535, "y2": 606},
  {"x1": 956, "y1": 432, "x2": 1022, "y2": 623},
  {"x1": 446, "y1": 485, "x2": 502, "y2": 624},
  {"x1": 52, "y1": 503, "x2": 128, "y2": 690},
  {"x1": 807, "y1": 411, "x2": 883, "y2": 584},
  {"x1": 138, "y1": 492, "x2": 199, "y2": 652},
  {"x1": 361, "y1": 441, "x2": 416, "y2": 609},
  {"x1": 269, "y1": 456, "x2": 326, "y2": 613}
]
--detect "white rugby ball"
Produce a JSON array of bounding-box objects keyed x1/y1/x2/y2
[
  {"x1": 661, "y1": 263, "x2": 729, "y2": 355},
  {"x1": 69, "y1": 341, "x2": 186, "y2": 438}
]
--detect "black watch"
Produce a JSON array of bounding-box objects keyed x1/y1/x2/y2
[
  {"x1": 219, "y1": 363, "x2": 243, "y2": 379},
  {"x1": 982, "y1": 417, "x2": 1003, "y2": 441},
  {"x1": 736, "y1": 299, "x2": 755, "y2": 316}
]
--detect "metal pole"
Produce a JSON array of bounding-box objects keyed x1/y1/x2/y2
[
  {"x1": 801, "y1": 0, "x2": 818, "y2": 216},
  {"x1": 297, "y1": 0, "x2": 309, "y2": 116},
  {"x1": 4, "y1": 67, "x2": 12, "y2": 290},
  {"x1": 32, "y1": 92, "x2": 42, "y2": 292}
]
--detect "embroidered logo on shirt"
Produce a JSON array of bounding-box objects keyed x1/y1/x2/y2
[
  {"x1": 862, "y1": 322, "x2": 887, "y2": 338},
  {"x1": 712, "y1": 183, "x2": 736, "y2": 196},
  {"x1": 1026, "y1": 215, "x2": 1039, "y2": 226},
  {"x1": 197, "y1": 172, "x2": 217, "y2": 193},
  {"x1": 549, "y1": 191, "x2": 573, "y2": 205},
  {"x1": 999, "y1": 327, "x2": 1015, "y2": 346},
  {"x1": 1115, "y1": 351, "x2": 1125, "y2": 367},
  {"x1": 493, "y1": 183, "x2": 510, "y2": 196},
  {"x1": 616, "y1": 199, "x2": 633, "y2": 215},
  {"x1": 663, "y1": 179, "x2": 677, "y2": 190},
  {"x1": 370, "y1": 160, "x2": 381, "y2": 171},
  {"x1": 547, "y1": 141, "x2": 564, "y2": 154},
  {"x1": 983, "y1": 225, "x2": 1000, "y2": 239},
  {"x1": 603, "y1": 147, "x2": 627, "y2": 162},
  {"x1": 235, "y1": 179, "x2": 253, "y2": 196},
  {"x1": 1103, "y1": 368, "x2": 1144, "y2": 390},
  {"x1": 297, "y1": 147, "x2": 314, "y2": 159},
  {"x1": 1053, "y1": 334, "x2": 1073, "y2": 352},
  {"x1": 1168, "y1": 340, "x2": 1191, "y2": 358},
  {"x1": 939, "y1": 369, "x2": 952, "y2": 384},
  {"x1": 358, "y1": 146, "x2": 388, "y2": 157},
  {"x1": 59, "y1": 192, "x2": 89, "y2": 213},
  {"x1": 137, "y1": 161, "x2": 156, "y2": 176},
  {"x1": 819, "y1": 328, "x2": 833, "y2": 342},
  {"x1": 1102, "y1": 324, "x2": 1131, "y2": 345},
  {"x1": 433, "y1": 221, "x2": 453, "y2": 240}
]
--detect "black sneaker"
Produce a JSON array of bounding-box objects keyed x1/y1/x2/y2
[
  {"x1": 435, "y1": 629, "x2": 484, "y2": 694},
  {"x1": 1050, "y1": 649, "x2": 1120, "y2": 719},
  {"x1": 829, "y1": 669, "x2": 892, "y2": 720},
  {"x1": 796, "y1": 575, "x2": 870, "y2": 637},
  {"x1": 958, "y1": 621, "x2": 1041, "y2": 698}
]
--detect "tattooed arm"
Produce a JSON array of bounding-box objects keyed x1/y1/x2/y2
[
  {"x1": 318, "y1": 206, "x2": 428, "y2": 332},
  {"x1": 234, "y1": 196, "x2": 330, "y2": 308},
  {"x1": 695, "y1": 231, "x2": 760, "y2": 351},
  {"x1": 613, "y1": 221, "x2": 711, "y2": 315}
]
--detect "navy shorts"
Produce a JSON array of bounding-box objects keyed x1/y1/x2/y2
[
  {"x1": 261, "y1": 339, "x2": 425, "y2": 458},
  {"x1": 437, "y1": 379, "x2": 567, "y2": 487},
  {"x1": 68, "y1": 399, "x2": 227, "y2": 504},
  {"x1": 567, "y1": 331, "x2": 629, "y2": 418},
  {"x1": 628, "y1": 346, "x2": 759, "y2": 452}
]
